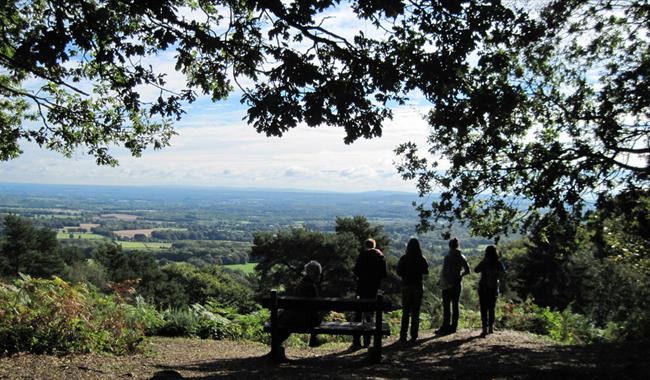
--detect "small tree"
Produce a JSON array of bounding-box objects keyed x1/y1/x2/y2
[{"x1": 0, "y1": 214, "x2": 63, "y2": 277}]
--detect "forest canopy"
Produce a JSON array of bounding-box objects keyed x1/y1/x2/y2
[{"x1": 1, "y1": 0, "x2": 648, "y2": 236}]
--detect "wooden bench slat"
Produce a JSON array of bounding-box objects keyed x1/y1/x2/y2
[{"x1": 263, "y1": 321, "x2": 391, "y2": 336}]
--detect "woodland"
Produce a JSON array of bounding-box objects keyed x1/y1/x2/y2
[{"x1": 0, "y1": 0, "x2": 649, "y2": 377}]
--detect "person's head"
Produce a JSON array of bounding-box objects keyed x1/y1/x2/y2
[
  {"x1": 364, "y1": 238, "x2": 376, "y2": 250},
  {"x1": 303, "y1": 260, "x2": 322, "y2": 281},
  {"x1": 406, "y1": 238, "x2": 422, "y2": 257},
  {"x1": 449, "y1": 237, "x2": 460, "y2": 250},
  {"x1": 484, "y1": 245, "x2": 499, "y2": 262}
]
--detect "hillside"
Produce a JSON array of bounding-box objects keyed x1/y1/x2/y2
[{"x1": 1, "y1": 329, "x2": 647, "y2": 379}]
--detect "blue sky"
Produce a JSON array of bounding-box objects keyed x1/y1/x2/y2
[
  {"x1": 0, "y1": 4, "x2": 434, "y2": 193},
  {"x1": 0, "y1": 94, "x2": 431, "y2": 192}
]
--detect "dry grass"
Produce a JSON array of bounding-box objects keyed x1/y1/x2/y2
[{"x1": 1, "y1": 330, "x2": 647, "y2": 379}]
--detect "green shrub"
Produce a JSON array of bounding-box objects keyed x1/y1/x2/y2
[
  {"x1": 497, "y1": 299, "x2": 622, "y2": 344},
  {"x1": 123, "y1": 296, "x2": 165, "y2": 336},
  {"x1": 0, "y1": 275, "x2": 145, "y2": 356},
  {"x1": 158, "y1": 308, "x2": 200, "y2": 337}
]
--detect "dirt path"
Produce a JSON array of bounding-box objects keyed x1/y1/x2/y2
[{"x1": 0, "y1": 330, "x2": 647, "y2": 379}]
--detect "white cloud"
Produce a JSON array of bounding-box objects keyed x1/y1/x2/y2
[{"x1": 1, "y1": 100, "x2": 433, "y2": 192}]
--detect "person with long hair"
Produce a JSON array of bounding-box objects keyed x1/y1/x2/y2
[
  {"x1": 396, "y1": 238, "x2": 429, "y2": 343},
  {"x1": 475, "y1": 245, "x2": 506, "y2": 337}
]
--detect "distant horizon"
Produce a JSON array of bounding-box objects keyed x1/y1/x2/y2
[{"x1": 0, "y1": 180, "x2": 420, "y2": 196}]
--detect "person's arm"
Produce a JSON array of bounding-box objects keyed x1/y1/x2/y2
[
  {"x1": 497, "y1": 261, "x2": 506, "y2": 278},
  {"x1": 461, "y1": 255, "x2": 471, "y2": 276},
  {"x1": 396, "y1": 256, "x2": 404, "y2": 278},
  {"x1": 379, "y1": 256, "x2": 387, "y2": 278},
  {"x1": 421, "y1": 257, "x2": 429, "y2": 275},
  {"x1": 475, "y1": 260, "x2": 484, "y2": 273}
]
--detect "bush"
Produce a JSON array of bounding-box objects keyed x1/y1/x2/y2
[
  {"x1": 157, "y1": 308, "x2": 200, "y2": 337},
  {"x1": 0, "y1": 275, "x2": 145, "y2": 356},
  {"x1": 156, "y1": 304, "x2": 240, "y2": 340},
  {"x1": 497, "y1": 299, "x2": 622, "y2": 344},
  {"x1": 123, "y1": 296, "x2": 165, "y2": 336}
]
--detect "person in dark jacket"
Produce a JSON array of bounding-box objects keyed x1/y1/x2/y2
[
  {"x1": 397, "y1": 238, "x2": 429, "y2": 343},
  {"x1": 352, "y1": 238, "x2": 387, "y2": 347},
  {"x1": 475, "y1": 245, "x2": 506, "y2": 337},
  {"x1": 273, "y1": 260, "x2": 322, "y2": 361},
  {"x1": 436, "y1": 237, "x2": 470, "y2": 335}
]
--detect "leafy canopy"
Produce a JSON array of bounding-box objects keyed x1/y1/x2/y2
[
  {"x1": 0, "y1": 0, "x2": 405, "y2": 165},
  {"x1": 393, "y1": 0, "x2": 650, "y2": 236},
  {"x1": 2, "y1": 0, "x2": 647, "y2": 236}
]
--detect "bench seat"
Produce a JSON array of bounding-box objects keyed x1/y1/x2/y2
[{"x1": 263, "y1": 321, "x2": 391, "y2": 335}]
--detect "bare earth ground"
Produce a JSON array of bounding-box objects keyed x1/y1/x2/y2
[{"x1": 1, "y1": 329, "x2": 648, "y2": 379}]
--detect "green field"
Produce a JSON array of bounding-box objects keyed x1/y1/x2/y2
[
  {"x1": 57, "y1": 232, "x2": 107, "y2": 240},
  {"x1": 223, "y1": 263, "x2": 256, "y2": 274},
  {"x1": 119, "y1": 241, "x2": 172, "y2": 250}
]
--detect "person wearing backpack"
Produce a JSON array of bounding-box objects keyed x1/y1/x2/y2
[
  {"x1": 474, "y1": 245, "x2": 506, "y2": 337},
  {"x1": 436, "y1": 237, "x2": 470, "y2": 335}
]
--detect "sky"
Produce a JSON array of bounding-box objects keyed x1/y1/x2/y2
[{"x1": 0, "y1": 4, "x2": 434, "y2": 194}]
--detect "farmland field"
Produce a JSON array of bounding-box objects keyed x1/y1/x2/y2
[
  {"x1": 119, "y1": 241, "x2": 172, "y2": 250},
  {"x1": 101, "y1": 213, "x2": 138, "y2": 221},
  {"x1": 56, "y1": 232, "x2": 107, "y2": 240},
  {"x1": 223, "y1": 263, "x2": 257, "y2": 274},
  {"x1": 113, "y1": 229, "x2": 155, "y2": 238},
  {"x1": 113, "y1": 228, "x2": 188, "y2": 238}
]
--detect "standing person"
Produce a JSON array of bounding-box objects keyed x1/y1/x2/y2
[
  {"x1": 436, "y1": 237, "x2": 470, "y2": 335},
  {"x1": 475, "y1": 245, "x2": 506, "y2": 337},
  {"x1": 272, "y1": 260, "x2": 323, "y2": 361},
  {"x1": 396, "y1": 238, "x2": 429, "y2": 343},
  {"x1": 352, "y1": 238, "x2": 387, "y2": 347}
]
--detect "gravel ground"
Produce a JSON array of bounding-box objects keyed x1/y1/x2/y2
[{"x1": 1, "y1": 330, "x2": 648, "y2": 379}]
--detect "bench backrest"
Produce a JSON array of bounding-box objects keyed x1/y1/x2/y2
[{"x1": 261, "y1": 291, "x2": 392, "y2": 312}]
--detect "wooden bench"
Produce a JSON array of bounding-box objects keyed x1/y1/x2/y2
[{"x1": 261, "y1": 290, "x2": 392, "y2": 362}]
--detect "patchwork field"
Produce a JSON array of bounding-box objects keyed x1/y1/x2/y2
[
  {"x1": 119, "y1": 241, "x2": 172, "y2": 250},
  {"x1": 113, "y1": 229, "x2": 155, "y2": 238},
  {"x1": 61, "y1": 223, "x2": 101, "y2": 232},
  {"x1": 56, "y1": 232, "x2": 107, "y2": 240},
  {"x1": 112, "y1": 228, "x2": 188, "y2": 238},
  {"x1": 223, "y1": 263, "x2": 257, "y2": 274},
  {"x1": 101, "y1": 213, "x2": 138, "y2": 221}
]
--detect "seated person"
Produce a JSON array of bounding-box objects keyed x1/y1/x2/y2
[{"x1": 272, "y1": 260, "x2": 323, "y2": 361}]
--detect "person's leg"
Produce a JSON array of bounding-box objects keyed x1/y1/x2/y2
[
  {"x1": 410, "y1": 285, "x2": 423, "y2": 341},
  {"x1": 362, "y1": 311, "x2": 373, "y2": 347},
  {"x1": 479, "y1": 289, "x2": 488, "y2": 335},
  {"x1": 440, "y1": 289, "x2": 451, "y2": 332},
  {"x1": 400, "y1": 287, "x2": 411, "y2": 342},
  {"x1": 352, "y1": 309, "x2": 362, "y2": 346},
  {"x1": 487, "y1": 292, "x2": 497, "y2": 334},
  {"x1": 450, "y1": 284, "x2": 461, "y2": 332}
]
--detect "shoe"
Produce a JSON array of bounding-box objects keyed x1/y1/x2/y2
[
  {"x1": 488, "y1": 326, "x2": 494, "y2": 334},
  {"x1": 480, "y1": 329, "x2": 488, "y2": 338},
  {"x1": 434, "y1": 327, "x2": 448, "y2": 335},
  {"x1": 399, "y1": 336, "x2": 407, "y2": 343},
  {"x1": 409, "y1": 337, "x2": 418, "y2": 344}
]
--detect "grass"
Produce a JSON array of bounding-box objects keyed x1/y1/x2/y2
[
  {"x1": 223, "y1": 263, "x2": 257, "y2": 274},
  {"x1": 57, "y1": 232, "x2": 107, "y2": 240},
  {"x1": 119, "y1": 241, "x2": 172, "y2": 250}
]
